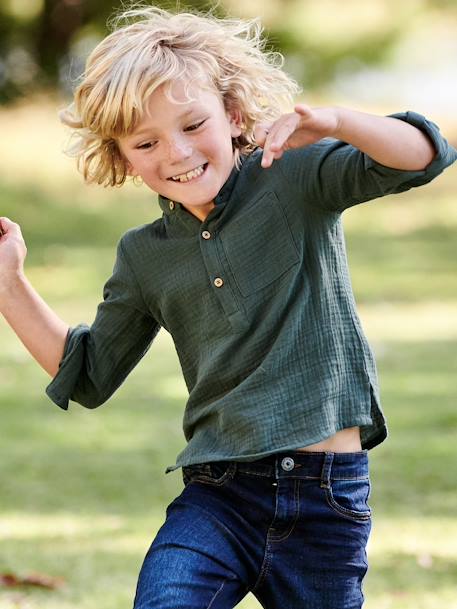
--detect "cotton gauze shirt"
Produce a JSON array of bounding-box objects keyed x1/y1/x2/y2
[{"x1": 46, "y1": 111, "x2": 457, "y2": 473}]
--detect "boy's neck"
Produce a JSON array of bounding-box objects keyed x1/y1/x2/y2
[{"x1": 181, "y1": 201, "x2": 216, "y2": 222}]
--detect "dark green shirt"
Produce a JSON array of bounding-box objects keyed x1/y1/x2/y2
[{"x1": 46, "y1": 111, "x2": 457, "y2": 472}]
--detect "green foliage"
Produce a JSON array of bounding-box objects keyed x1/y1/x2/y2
[
  {"x1": 2, "y1": 0, "x2": 456, "y2": 103},
  {"x1": 0, "y1": 0, "x2": 226, "y2": 103}
]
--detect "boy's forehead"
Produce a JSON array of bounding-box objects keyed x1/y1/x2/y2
[
  {"x1": 137, "y1": 80, "x2": 223, "y2": 123},
  {"x1": 119, "y1": 78, "x2": 226, "y2": 139},
  {"x1": 161, "y1": 79, "x2": 221, "y2": 108}
]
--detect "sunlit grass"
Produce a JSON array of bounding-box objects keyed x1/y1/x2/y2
[{"x1": 1, "y1": 99, "x2": 456, "y2": 609}]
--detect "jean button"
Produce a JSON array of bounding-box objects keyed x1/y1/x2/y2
[{"x1": 281, "y1": 457, "x2": 295, "y2": 471}]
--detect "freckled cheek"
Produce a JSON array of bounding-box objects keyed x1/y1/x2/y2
[
  {"x1": 206, "y1": 142, "x2": 227, "y2": 164},
  {"x1": 138, "y1": 162, "x2": 161, "y2": 181}
]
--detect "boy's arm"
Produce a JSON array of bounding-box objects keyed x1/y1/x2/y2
[
  {"x1": 45, "y1": 232, "x2": 160, "y2": 410},
  {"x1": 1, "y1": 217, "x2": 159, "y2": 411},
  {"x1": 0, "y1": 218, "x2": 69, "y2": 377},
  {"x1": 1, "y1": 274, "x2": 69, "y2": 377},
  {"x1": 256, "y1": 107, "x2": 457, "y2": 212},
  {"x1": 330, "y1": 107, "x2": 436, "y2": 171},
  {"x1": 259, "y1": 104, "x2": 436, "y2": 170}
]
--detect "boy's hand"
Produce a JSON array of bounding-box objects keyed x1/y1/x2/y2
[
  {"x1": 255, "y1": 105, "x2": 339, "y2": 168},
  {"x1": 0, "y1": 217, "x2": 27, "y2": 293}
]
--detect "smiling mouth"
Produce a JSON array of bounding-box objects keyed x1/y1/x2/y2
[{"x1": 168, "y1": 163, "x2": 208, "y2": 183}]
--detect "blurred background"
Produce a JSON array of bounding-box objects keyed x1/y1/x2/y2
[{"x1": 0, "y1": 1, "x2": 456, "y2": 608}]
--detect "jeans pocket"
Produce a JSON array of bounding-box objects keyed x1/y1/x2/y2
[
  {"x1": 182, "y1": 462, "x2": 236, "y2": 487},
  {"x1": 325, "y1": 477, "x2": 372, "y2": 522}
]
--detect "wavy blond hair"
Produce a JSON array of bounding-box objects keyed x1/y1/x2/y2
[{"x1": 60, "y1": 5, "x2": 301, "y2": 187}]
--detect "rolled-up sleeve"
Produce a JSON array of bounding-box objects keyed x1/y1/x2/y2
[
  {"x1": 279, "y1": 111, "x2": 457, "y2": 213},
  {"x1": 46, "y1": 236, "x2": 160, "y2": 410}
]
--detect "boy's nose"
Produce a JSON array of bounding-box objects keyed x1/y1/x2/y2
[{"x1": 166, "y1": 137, "x2": 192, "y2": 162}]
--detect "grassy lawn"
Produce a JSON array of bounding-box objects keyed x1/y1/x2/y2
[{"x1": 1, "y1": 100, "x2": 456, "y2": 609}]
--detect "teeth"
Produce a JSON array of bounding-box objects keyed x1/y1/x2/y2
[{"x1": 171, "y1": 164, "x2": 205, "y2": 182}]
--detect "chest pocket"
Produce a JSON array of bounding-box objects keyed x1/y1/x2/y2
[{"x1": 220, "y1": 191, "x2": 300, "y2": 297}]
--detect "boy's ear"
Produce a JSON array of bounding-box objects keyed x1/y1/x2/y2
[
  {"x1": 228, "y1": 107, "x2": 243, "y2": 138},
  {"x1": 125, "y1": 161, "x2": 137, "y2": 177}
]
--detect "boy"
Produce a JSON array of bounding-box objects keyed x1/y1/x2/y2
[{"x1": 1, "y1": 7, "x2": 455, "y2": 608}]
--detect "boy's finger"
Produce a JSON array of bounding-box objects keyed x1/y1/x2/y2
[
  {"x1": 0, "y1": 217, "x2": 11, "y2": 236},
  {"x1": 253, "y1": 123, "x2": 272, "y2": 147},
  {"x1": 0, "y1": 217, "x2": 22, "y2": 238},
  {"x1": 260, "y1": 113, "x2": 301, "y2": 167},
  {"x1": 270, "y1": 121, "x2": 296, "y2": 149},
  {"x1": 261, "y1": 152, "x2": 272, "y2": 168},
  {"x1": 261, "y1": 131, "x2": 277, "y2": 167},
  {"x1": 261, "y1": 139, "x2": 283, "y2": 167},
  {"x1": 294, "y1": 104, "x2": 313, "y2": 119}
]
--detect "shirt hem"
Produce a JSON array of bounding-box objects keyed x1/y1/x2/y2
[{"x1": 165, "y1": 415, "x2": 385, "y2": 473}]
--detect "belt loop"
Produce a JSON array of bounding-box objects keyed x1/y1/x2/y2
[{"x1": 320, "y1": 452, "x2": 334, "y2": 489}]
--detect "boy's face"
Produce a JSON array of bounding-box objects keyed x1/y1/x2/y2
[{"x1": 118, "y1": 80, "x2": 242, "y2": 221}]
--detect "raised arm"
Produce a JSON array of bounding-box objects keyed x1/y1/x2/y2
[
  {"x1": 0, "y1": 217, "x2": 69, "y2": 377},
  {"x1": 329, "y1": 107, "x2": 436, "y2": 171},
  {"x1": 258, "y1": 104, "x2": 436, "y2": 171},
  {"x1": 255, "y1": 107, "x2": 456, "y2": 213}
]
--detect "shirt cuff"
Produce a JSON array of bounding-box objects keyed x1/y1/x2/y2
[
  {"x1": 363, "y1": 110, "x2": 457, "y2": 187},
  {"x1": 45, "y1": 324, "x2": 90, "y2": 410}
]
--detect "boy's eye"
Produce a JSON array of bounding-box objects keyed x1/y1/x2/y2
[
  {"x1": 134, "y1": 119, "x2": 206, "y2": 149},
  {"x1": 185, "y1": 119, "x2": 206, "y2": 132},
  {"x1": 136, "y1": 141, "x2": 156, "y2": 150}
]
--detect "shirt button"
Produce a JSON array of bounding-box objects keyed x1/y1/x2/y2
[
  {"x1": 214, "y1": 277, "x2": 224, "y2": 288},
  {"x1": 169, "y1": 201, "x2": 175, "y2": 210},
  {"x1": 281, "y1": 457, "x2": 295, "y2": 471},
  {"x1": 202, "y1": 230, "x2": 211, "y2": 240}
]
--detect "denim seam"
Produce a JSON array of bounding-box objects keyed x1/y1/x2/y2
[
  {"x1": 184, "y1": 462, "x2": 237, "y2": 487},
  {"x1": 325, "y1": 488, "x2": 372, "y2": 522},
  {"x1": 236, "y1": 470, "x2": 272, "y2": 478},
  {"x1": 269, "y1": 479, "x2": 301, "y2": 543},
  {"x1": 251, "y1": 543, "x2": 272, "y2": 595},
  {"x1": 274, "y1": 475, "x2": 369, "y2": 481},
  {"x1": 206, "y1": 579, "x2": 226, "y2": 609},
  {"x1": 236, "y1": 473, "x2": 368, "y2": 480},
  {"x1": 251, "y1": 478, "x2": 281, "y2": 593},
  {"x1": 330, "y1": 475, "x2": 370, "y2": 481}
]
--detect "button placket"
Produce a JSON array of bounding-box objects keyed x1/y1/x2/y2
[
  {"x1": 197, "y1": 218, "x2": 247, "y2": 330},
  {"x1": 201, "y1": 229, "x2": 224, "y2": 289}
]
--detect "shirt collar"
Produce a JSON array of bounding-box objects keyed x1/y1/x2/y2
[{"x1": 158, "y1": 157, "x2": 244, "y2": 216}]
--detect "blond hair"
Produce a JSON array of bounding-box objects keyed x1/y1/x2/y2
[{"x1": 60, "y1": 5, "x2": 301, "y2": 187}]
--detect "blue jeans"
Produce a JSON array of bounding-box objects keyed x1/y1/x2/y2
[{"x1": 133, "y1": 451, "x2": 372, "y2": 609}]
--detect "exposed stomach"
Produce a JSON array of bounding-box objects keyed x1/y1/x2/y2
[{"x1": 296, "y1": 426, "x2": 362, "y2": 453}]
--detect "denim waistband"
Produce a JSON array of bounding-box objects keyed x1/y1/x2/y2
[{"x1": 231, "y1": 450, "x2": 369, "y2": 482}]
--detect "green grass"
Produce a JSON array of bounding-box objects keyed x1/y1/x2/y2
[{"x1": 1, "y1": 101, "x2": 457, "y2": 609}]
